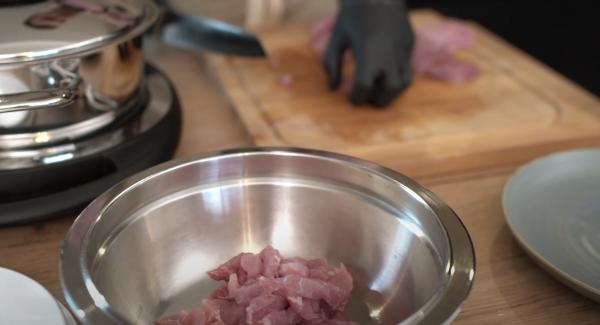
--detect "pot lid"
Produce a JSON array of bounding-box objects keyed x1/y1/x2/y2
[{"x1": 0, "y1": 0, "x2": 157, "y2": 65}]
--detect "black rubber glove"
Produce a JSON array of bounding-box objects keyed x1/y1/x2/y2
[{"x1": 324, "y1": 0, "x2": 414, "y2": 107}]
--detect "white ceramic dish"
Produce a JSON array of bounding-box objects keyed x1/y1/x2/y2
[
  {"x1": 0, "y1": 267, "x2": 74, "y2": 325},
  {"x1": 503, "y1": 148, "x2": 600, "y2": 302}
]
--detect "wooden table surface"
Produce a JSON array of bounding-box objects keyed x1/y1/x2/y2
[{"x1": 2, "y1": 14, "x2": 600, "y2": 325}]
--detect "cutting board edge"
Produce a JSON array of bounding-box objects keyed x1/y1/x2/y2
[{"x1": 205, "y1": 55, "x2": 285, "y2": 146}]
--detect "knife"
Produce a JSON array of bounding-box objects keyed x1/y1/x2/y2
[{"x1": 157, "y1": 5, "x2": 266, "y2": 58}]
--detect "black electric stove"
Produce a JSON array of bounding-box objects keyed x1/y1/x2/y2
[{"x1": 0, "y1": 65, "x2": 181, "y2": 225}]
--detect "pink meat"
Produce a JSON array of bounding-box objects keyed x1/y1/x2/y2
[
  {"x1": 279, "y1": 261, "x2": 309, "y2": 277},
  {"x1": 283, "y1": 257, "x2": 308, "y2": 264},
  {"x1": 307, "y1": 268, "x2": 330, "y2": 281},
  {"x1": 155, "y1": 309, "x2": 205, "y2": 325},
  {"x1": 157, "y1": 299, "x2": 246, "y2": 325},
  {"x1": 327, "y1": 265, "x2": 353, "y2": 299},
  {"x1": 260, "y1": 246, "x2": 283, "y2": 278},
  {"x1": 232, "y1": 277, "x2": 282, "y2": 306},
  {"x1": 156, "y1": 247, "x2": 356, "y2": 325},
  {"x1": 246, "y1": 295, "x2": 287, "y2": 324},
  {"x1": 260, "y1": 309, "x2": 302, "y2": 325},
  {"x1": 242, "y1": 253, "x2": 264, "y2": 279},
  {"x1": 421, "y1": 56, "x2": 480, "y2": 85},
  {"x1": 278, "y1": 275, "x2": 326, "y2": 301},
  {"x1": 228, "y1": 274, "x2": 241, "y2": 297},
  {"x1": 207, "y1": 253, "x2": 243, "y2": 281},
  {"x1": 310, "y1": 16, "x2": 480, "y2": 89},
  {"x1": 306, "y1": 259, "x2": 328, "y2": 269},
  {"x1": 298, "y1": 319, "x2": 356, "y2": 325},
  {"x1": 412, "y1": 20, "x2": 475, "y2": 62},
  {"x1": 278, "y1": 273, "x2": 351, "y2": 311},
  {"x1": 411, "y1": 19, "x2": 480, "y2": 85},
  {"x1": 306, "y1": 259, "x2": 331, "y2": 281},
  {"x1": 211, "y1": 284, "x2": 230, "y2": 299},
  {"x1": 202, "y1": 299, "x2": 246, "y2": 325},
  {"x1": 208, "y1": 253, "x2": 253, "y2": 285},
  {"x1": 287, "y1": 296, "x2": 321, "y2": 321},
  {"x1": 321, "y1": 321, "x2": 359, "y2": 325}
]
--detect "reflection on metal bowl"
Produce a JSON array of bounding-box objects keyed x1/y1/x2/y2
[{"x1": 61, "y1": 149, "x2": 475, "y2": 324}]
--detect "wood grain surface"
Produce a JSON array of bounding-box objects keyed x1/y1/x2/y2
[
  {"x1": 426, "y1": 171, "x2": 600, "y2": 324},
  {"x1": 1, "y1": 10, "x2": 600, "y2": 325},
  {"x1": 206, "y1": 10, "x2": 600, "y2": 181}
]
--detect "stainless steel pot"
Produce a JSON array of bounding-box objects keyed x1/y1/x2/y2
[
  {"x1": 60, "y1": 148, "x2": 475, "y2": 325},
  {"x1": 0, "y1": 0, "x2": 264, "y2": 150},
  {"x1": 0, "y1": 0, "x2": 157, "y2": 151},
  {"x1": 0, "y1": 0, "x2": 155, "y2": 113}
]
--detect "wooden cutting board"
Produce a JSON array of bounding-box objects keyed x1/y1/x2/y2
[{"x1": 206, "y1": 10, "x2": 600, "y2": 180}]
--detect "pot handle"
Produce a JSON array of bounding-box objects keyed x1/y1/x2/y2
[{"x1": 0, "y1": 77, "x2": 80, "y2": 114}]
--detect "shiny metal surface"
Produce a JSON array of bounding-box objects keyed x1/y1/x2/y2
[
  {"x1": 0, "y1": 0, "x2": 155, "y2": 120},
  {"x1": 0, "y1": 51, "x2": 143, "y2": 145},
  {"x1": 0, "y1": 67, "x2": 172, "y2": 170},
  {"x1": 79, "y1": 38, "x2": 145, "y2": 106},
  {"x1": 61, "y1": 149, "x2": 475, "y2": 325},
  {"x1": 0, "y1": 95, "x2": 131, "y2": 149},
  {"x1": 0, "y1": 0, "x2": 156, "y2": 65},
  {"x1": 0, "y1": 78, "x2": 79, "y2": 114},
  {"x1": 0, "y1": 0, "x2": 263, "y2": 123},
  {"x1": 503, "y1": 148, "x2": 600, "y2": 302},
  {"x1": 0, "y1": 92, "x2": 137, "y2": 150}
]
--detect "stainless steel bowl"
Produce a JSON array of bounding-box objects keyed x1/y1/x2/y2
[{"x1": 60, "y1": 148, "x2": 475, "y2": 325}]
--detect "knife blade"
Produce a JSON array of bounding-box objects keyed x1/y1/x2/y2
[{"x1": 161, "y1": 12, "x2": 266, "y2": 58}]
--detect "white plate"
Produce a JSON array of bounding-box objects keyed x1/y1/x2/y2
[
  {"x1": 0, "y1": 267, "x2": 73, "y2": 325},
  {"x1": 503, "y1": 148, "x2": 600, "y2": 302}
]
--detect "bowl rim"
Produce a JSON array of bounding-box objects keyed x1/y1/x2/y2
[{"x1": 60, "y1": 147, "x2": 475, "y2": 325}]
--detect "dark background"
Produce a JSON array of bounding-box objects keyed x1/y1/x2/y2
[{"x1": 408, "y1": 0, "x2": 600, "y2": 96}]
